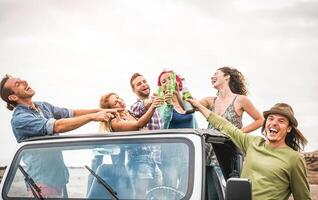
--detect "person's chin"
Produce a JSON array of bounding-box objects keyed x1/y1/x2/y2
[
  {"x1": 267, "y1": 137, "x2": 277, "y2": 143},
  {"x1": 28, "y1": 91, "x2": 35, "y2": 97}
]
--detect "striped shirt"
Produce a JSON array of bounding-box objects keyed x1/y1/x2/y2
[{"x1": 130, "y1": 98, "x2": 163, "y2": 130}]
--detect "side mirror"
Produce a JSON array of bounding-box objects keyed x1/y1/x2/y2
[{"x1": 225, "y1": 178, "x2": 252, "y2": 200}]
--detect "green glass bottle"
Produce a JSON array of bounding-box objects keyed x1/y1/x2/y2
[{"x1": 166, "y1": 73, "x2": 176, "y2": 104}]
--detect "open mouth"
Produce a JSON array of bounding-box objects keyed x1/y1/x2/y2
[
  {"x1": 269, "y1": 127, "x2": 278, "y2": 135},
  {"x1": 25, "y1": 86, "x2": 31, "y2": 91},
  {"x1": 211, "y1": 78, "x2": 217, "y2": 84}
]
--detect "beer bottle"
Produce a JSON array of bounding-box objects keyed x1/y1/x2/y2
[
  {"x1": 166, "y1": 72, "x2": 176, "y2": 104},
  {"x1": 157, "y1": 86, "x2": 164, "y2": 101}
]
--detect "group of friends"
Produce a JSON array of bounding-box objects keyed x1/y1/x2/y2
[{"x1": 0, "y1": 67, "x2": 311, "y2": 199}]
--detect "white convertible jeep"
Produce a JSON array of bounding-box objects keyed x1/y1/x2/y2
[{"x1": 0, "y1": 129, "x2": 251, "y2": 200}]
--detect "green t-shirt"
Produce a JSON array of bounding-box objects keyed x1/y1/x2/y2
[{"x1": 207, "y1": 112, "x2": 311, "y2": 200}]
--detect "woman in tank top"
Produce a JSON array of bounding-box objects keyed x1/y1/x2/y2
[
  {"x1": 156, "y1": 70, "x2": 196, "y2": 192},
  {"x1": 157, "y1": 70, "x2": 197, "y2": 129},
  {"x1": 200, "y1": 66, "x2": 263, "y2": 132}
]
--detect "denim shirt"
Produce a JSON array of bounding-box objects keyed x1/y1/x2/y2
[
  {"x1": 11, "y1": 101, "x2": 73, "y2": 142},
  {"x1": 11, "y1": 101, "x2": 73, "y2": 189}
]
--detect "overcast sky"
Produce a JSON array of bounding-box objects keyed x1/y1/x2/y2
[{"x1": 1, "y1": 0, "x2": 318, "y2": 166}]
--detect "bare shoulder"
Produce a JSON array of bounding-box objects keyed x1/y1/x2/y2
[
  {"x1": 236, "y1": 95, "x2": 250, "y2": 104},
  {"x1": 234, "y1": 95, "x2": 252, "y2": 110}
]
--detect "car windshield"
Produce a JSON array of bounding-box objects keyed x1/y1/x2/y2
[{"x1": 3, "y1": 138, "x2": 193, "y2": 200}]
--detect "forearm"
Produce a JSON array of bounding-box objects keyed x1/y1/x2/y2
[
  {"x1": 73, "y1": 109, "x2": 101, "y2": 117},
  {"x1": 136, "y1": 106, "x2": 156, "y2": 128},
  {"x1": 196, "y1": 103, "x2": 213, "y2": 119},
  {"x1": 197, "y1": 102, "x2": 246, "y2": 137},
  {"x1": 206, "y1": 111, "x2": 252, "y2": 151},
  {"x1": 53, "y1": 114, "x2": 95, "y2": 133}
]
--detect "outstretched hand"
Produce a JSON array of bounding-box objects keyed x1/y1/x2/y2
[
  {"x1": 95, "y1": 108, "x2": 123, "y2": 122},
  {"x1": 188, "y1": 98, "x2": 212, "y2": 118},
  {"x1": 187, "y1": 98, "x2": 201, "y2": 108}
]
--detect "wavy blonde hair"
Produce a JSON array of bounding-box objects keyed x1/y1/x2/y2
[{"x1": 99, "y1": 92, "x2": 117, "y2": 132}]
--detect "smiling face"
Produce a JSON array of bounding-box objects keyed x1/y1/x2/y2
[
  {"x1": 107, "y1": 94, "x2": 126, "y2": 109},
  {"x1": 211, "y1": 70, "x2": 230, "y2": 89},
  {"x1": 132, "y1": 75, "x2": 150, "y2": 99},
  {"x1": 264, "y1": 114, "x2": 292, "y2": 146},
  {"x1": 5, "y1": 77, "x2": 35, "y2": 103}
]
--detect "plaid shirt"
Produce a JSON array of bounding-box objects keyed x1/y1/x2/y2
[
  {"x1": 130, "y1": 98, "x2": 163, "y2": 164},
  {"x1": 130, "y1": 98, "x2": 163, "y2": 130}
]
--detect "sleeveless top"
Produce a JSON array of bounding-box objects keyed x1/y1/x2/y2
[
  {"x1": 208, "y1": 95, "x2": 243, "y2": 129},
  {"x1": 168, "y1": 109, "x2": 194, "y2": 129}
]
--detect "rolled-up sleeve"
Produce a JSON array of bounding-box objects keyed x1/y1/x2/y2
[
  {"x1": 12, "y1": 112, "x2": 56, "y2": 142},
  {"x1": 45, "y1": 118, "x2": 56, "y2": 135}
]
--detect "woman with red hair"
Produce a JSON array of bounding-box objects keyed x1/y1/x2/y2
[
  {"x1": 157, "y1": 70, "x2": 197, "y2": 129},
  {"x1": 157, "y1": 70, "x2": 197, "y2": 192}
]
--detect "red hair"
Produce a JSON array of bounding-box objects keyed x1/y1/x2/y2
[{"x1": 157, "y1": 70, "x2": 183, "y2": 91}]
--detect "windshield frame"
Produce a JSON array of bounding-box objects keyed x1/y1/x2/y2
[{"x1": 2, "y1": 135, "x2": 196, "y2": 200}]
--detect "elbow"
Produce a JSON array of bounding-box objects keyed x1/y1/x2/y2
[{"x1": 53, "y1": 122, "x2": 64, "y2": 133}]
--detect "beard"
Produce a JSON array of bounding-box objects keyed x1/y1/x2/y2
[
  {"x1": 137, "y1": 90, "x2": 150, "y2": 99},
  {"x1": 18, "y1": 90, "x2": 35, "y2": 99}
]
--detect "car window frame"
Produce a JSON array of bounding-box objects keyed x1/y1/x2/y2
[{"x1": 2, "y1": 136, "x2": 196, "y2": 200}]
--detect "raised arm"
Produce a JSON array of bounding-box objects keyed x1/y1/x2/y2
[
  {"x1": 111, "y1": 97, "x2": 163, "y2": 131},
  {"x1": 188, "y1": 98, "x2": 253, "y2": 152},
  {"x1": 53, "y1": 109, "x2": 118, "y2": 133},
  {"x1": 73, "y1": 109, "x2": 102, "y2": 117}
]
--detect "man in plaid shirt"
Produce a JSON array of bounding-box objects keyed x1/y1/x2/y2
[
  {"x1": 130, "y1": 73, "x2": 163, "y2": 161},
  {"x1": 129, "y1": 73, "x2": 163, "y2": 197},
  {"x1": 130, "y1": 73, "x2": 163, "y2": 130}
]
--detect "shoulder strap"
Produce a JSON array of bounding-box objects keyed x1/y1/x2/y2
[
  {"x1": 231, "y1": 95, "x2": 239, "y2": 105},
  {"x1": 210, "y1": 97, "x2": 217, "y2": 111}
]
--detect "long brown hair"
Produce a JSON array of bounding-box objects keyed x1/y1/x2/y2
[
  {"x1": 261, "y1": 117, "x2": 308, "y2": 152},
  {"x1": 218, "y1": 67, "x2": 248, "y2": 95}
]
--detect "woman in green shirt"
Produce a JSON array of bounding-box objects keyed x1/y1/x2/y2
[{"x1": 189, "y1": 99, "x2": 311, "y2": 200}]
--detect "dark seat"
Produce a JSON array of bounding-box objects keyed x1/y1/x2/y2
[{"x1": 87, "y1": 164, "x2": 134, "y2": 199}]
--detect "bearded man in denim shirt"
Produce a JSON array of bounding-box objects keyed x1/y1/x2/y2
[{"x1": 0, "y1": 74, "x2": 118, "y2": 198}]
